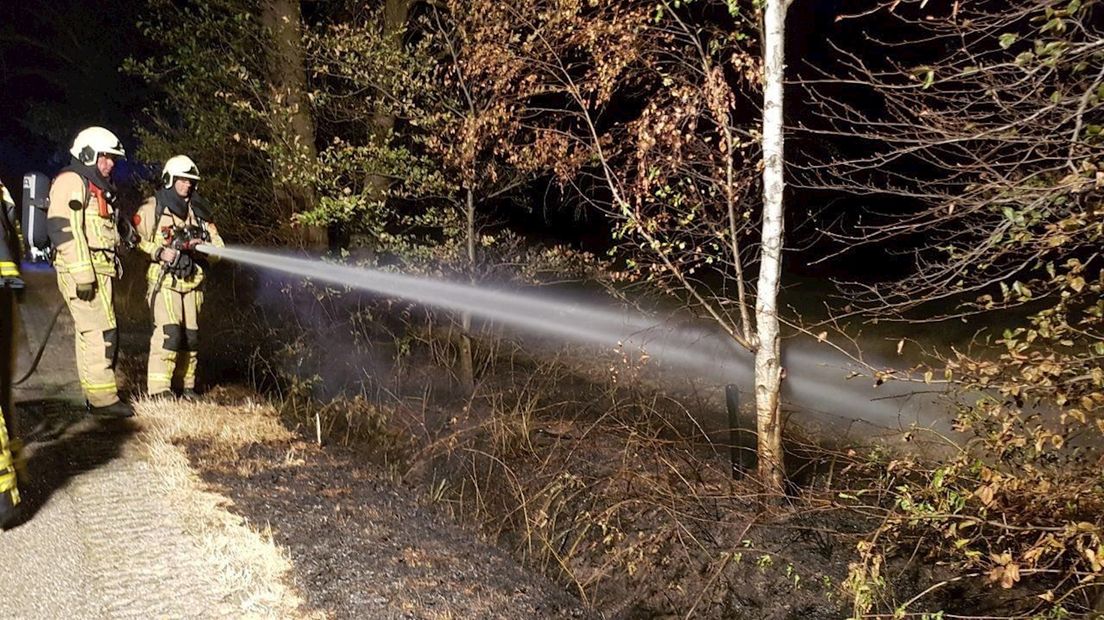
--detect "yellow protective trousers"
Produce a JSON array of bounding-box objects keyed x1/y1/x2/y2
[
  {"x1": 57, "y1": 271, "x2": 119, "y2": 407},
  {"x1": 1, "y1": 287, "x2": 21, "y2": 514},
  {"x1": 147, "y1": 286, "x2": 203, "y2": 394},
  {"x1": 0, "y1": 402, "x2": 18, "y2": 515}
]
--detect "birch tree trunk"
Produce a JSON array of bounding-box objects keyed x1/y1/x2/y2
[
  {"x1": 754, "y1": 0, "x2": 787, "y2": 493},
  {"x1": 261, "y1": 0, "x2": 325, "y2": 248}
]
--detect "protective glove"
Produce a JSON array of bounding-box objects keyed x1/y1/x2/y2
[
  {"x1": 171, "y1": 252, "x2": 196, "y2": 279},
  {"x1": 76, "y1": 281, "x2": 96, "y2": 301},
  {"x1": 155, "y1": 246, "x2": 179, "y2": 265}
]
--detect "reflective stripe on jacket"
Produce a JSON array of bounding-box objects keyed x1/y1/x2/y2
[{"x1": 47, "y1": 171, "x2": 119, "y2": 283}]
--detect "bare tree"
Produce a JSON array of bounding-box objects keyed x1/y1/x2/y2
[
  {"x1": 478, "y1": 0, "x2": 795, "y2": 490},
  {"x1": 795, "y1": 2, "x2": 1104, "y2": 615},
  {"x1": 756, "y1": 0, "x2": 788, "y2": 491},
  {"x1": 421, "y1": 0, "x2": 534, "y2": 393},
  {"x1": 795, "y1": 0, "x2": 1103, "y2": 321}
]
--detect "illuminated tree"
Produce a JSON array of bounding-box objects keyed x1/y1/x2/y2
[{"x1": 128, "y1": 0, "x2": 322, "y2": 245}]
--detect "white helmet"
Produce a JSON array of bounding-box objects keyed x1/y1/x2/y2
[
  {"x1": 161, "y1": 155, "x2": 201, "y2": 188},
  {"x1": 70, "y1": 126, "x2": 126, "y2": 165}
]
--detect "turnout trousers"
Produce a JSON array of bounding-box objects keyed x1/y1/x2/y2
[
  {"x1": 57, "y1": 272, "x2": 119, "y2": 407},
  {"x1": 0, "y1": 286, "x2": 20, "y2": 517},
  {"x1": 147, "y1": 285, "x2": 202, "y2": 394}
]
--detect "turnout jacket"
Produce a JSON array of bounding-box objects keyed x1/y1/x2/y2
[{"x1": 47, "y1": 167, "x2": 121, "y2": 284}]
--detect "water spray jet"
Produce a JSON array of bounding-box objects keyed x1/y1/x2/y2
[{"x1": 198, "y1": 244, "x2": 948, "y2": 435}]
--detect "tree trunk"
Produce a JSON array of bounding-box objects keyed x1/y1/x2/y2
[
  {"x1": 754, "y1": 0, "x2": 787, "y2": 493},
  {"x1": 369, "y1": 0, "x2": 412, "y2": 175},
  {"x1": 346, "y1": 0, "x2": 412, "y2": 256},
  {"x1": 457, "y1": 188, "x2": 476, "y2": 395},
  {"x1": 366, "y1": 0, "x2": 412, "y2": 204},
  {"x1": 261, "y1": 0, "x2": 325, "y2": 248}
]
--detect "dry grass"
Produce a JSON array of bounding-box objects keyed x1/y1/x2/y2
[
  {"x1": 406, "y1": 357, "x2": 851, "y2": 618},
  {"x1": 221, "y1": 295, "x2": 858, "y2": 616},
  {"x1": 130, "y1": 389, "x2": 315, "y2": 619}
]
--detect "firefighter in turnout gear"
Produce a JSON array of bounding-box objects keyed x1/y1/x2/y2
[
  {"x1": 135, "y1": 155, "x2": 223, "y2": 399},
  {"x1": 47, "y1": 127, "x2": 133, "y2": 418},
  {"x1": 1, "y1": 178, "x2": 25, "y2": 525}
]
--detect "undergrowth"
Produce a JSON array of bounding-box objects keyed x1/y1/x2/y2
[{"x1": 211, "y1": 274, "x2": 1104, "y2": 619}]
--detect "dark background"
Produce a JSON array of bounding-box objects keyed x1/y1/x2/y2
[{"x1": 0, "y1": 0, "x2": 902, "y2": 280}]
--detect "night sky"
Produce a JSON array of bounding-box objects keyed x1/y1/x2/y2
[{"x1": 0, "y1": 0, "x2": 150, "y2": 201}]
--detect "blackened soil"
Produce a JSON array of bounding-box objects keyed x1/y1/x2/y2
[{"x1": 182, "y1": 437, "x2": 593, "y2": 620}]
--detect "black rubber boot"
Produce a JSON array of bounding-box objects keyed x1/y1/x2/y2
[
  {"x1": 88, "y1": 400, "x2": 134, "y2": 419},
  {"x1": 180, "y1": 389, "x2": 201, "y2": 402},
  {"x1": 0, "y1": 489, "x2": 20, "y2": 529}
]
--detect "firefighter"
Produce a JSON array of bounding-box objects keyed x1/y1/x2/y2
[
  {"x1": 135, "y1": 155, "x2": 224, "y2": 399},
  {"x1": 47, "y1": 126, "x2": 132, "y2": 418},
  {"x1": 1, "y1": 178, "x2": 24, "y2": 525}
]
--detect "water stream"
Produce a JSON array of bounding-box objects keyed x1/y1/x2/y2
[{"x1": 200, "y1": 244, "x2": 947, "y2": 434}]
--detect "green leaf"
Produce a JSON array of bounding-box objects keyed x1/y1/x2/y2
[
  {"x1": 1041, "y1": 17, "x2": 1066, "y2": 34},
  {"x1": 932, "y1": 468, "x2": 946, "y2": 490},
  {"x1": 998, "y1": 33, "x2": 1018, "y2": 49}
]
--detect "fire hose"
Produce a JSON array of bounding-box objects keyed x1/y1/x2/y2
[
  {"x1": 13, "y1": 227, "x2": 210, "y2": 387},
  {"x1": 12, "y1": 301, "x2": 65, "y2": 387},
  {"x1": 148, "y1": 225, "x2": 210, "y2": 305}
]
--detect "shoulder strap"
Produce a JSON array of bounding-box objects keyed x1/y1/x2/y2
[{"x1": 190, "y1": 193, "x2": 211, "y2": 225}]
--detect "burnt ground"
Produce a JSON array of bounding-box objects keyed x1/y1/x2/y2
[
  {"x1": 16, "y1": 259, "x2": 1004, "y2": 619},
  {"x1": 182, "y1": 432, "x2": 593, "y2": 620}
]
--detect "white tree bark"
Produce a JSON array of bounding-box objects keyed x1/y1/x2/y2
[{"x1": 754, "y1": 0, "x2": 787, "y2": 492}]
